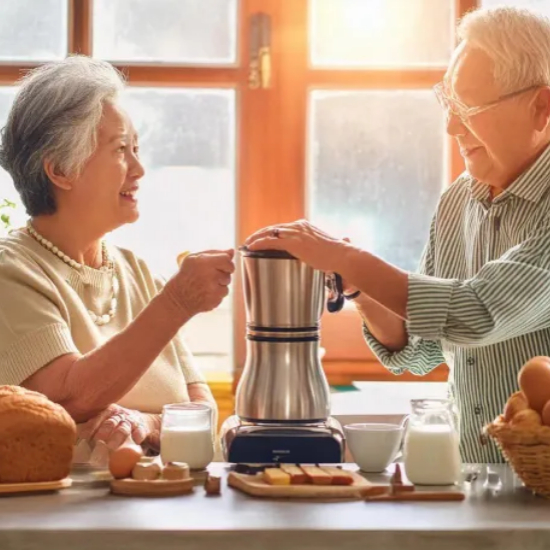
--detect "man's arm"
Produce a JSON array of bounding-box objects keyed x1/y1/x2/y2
[
  {"x1": 343, "y1": 221, "x2": 550, "y2": 348},
  {"x1": 352, "y1": 294, "x2": 408, "y2": 352}
]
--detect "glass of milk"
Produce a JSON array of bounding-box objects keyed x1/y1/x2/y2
[
  {"x1": 403, "y1": 399, "x2": 462, "y2": 486},
  {"x1": 160, "y1": 403, "x2": 214, "y2": 470}
]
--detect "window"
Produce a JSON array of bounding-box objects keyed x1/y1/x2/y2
[
  {"x1": 0, "y1": 89, "x2": 26, "y2": 230},
  {"x1": 310, "y1": 0, "x2": 453, "y2": 67},
  {"x1": 308, "y1": 90, "x2": 445, "y2": 273},
  {"x1": 0, "y1": 0, "x2": 67, "y2": 61},
  {"x1": 92, "y1": 0, "x2": 238, "y2": 64},
  {"x1": 1, "y1": 0, "x2": 538, "y2": 385}
]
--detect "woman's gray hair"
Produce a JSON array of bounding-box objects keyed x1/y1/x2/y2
[
  {"x1": 458, "y1": 6, "x2": 550, "y2": 94},
  {"x1": 0, "y1": 56, "x2": 125, "y2": 216}
]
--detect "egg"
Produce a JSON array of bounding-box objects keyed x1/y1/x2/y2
[
  {"x1": 108, "y1": 444, "x2": 143, "y2": 479},
  {"x1": 503, "y1": 391, "x2": 529, "y2": 422},
  {"x1": 518, "y1": 356, "x2": 550, "y2": 413},
  {"x1": 510, "y1": 408, "x2": 542, "y2": 428},
  {"x1": 542, "y1": 400, "x2": 550, "y2": 427}
]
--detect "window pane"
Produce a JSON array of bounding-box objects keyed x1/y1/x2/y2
[
  {"x1": 0, "y1": 0, "x2": 67, "y2": 61},
  {"x1": 310, "y1": 0, "x2": 453, "y2": 67},
  {"x1": 0, "y1": 89, "x2": 28, "y2": 232},
  {"x1": 93, "y1": 0, "x2": 238, "y2": 64},
  {"x1": 116, "y1": 88, "x2": 236, "y2": 372},
  {"x1": 308, "y1": 90, "x2": 445, "y2": 273},
  {"x1": 482, "y1": 0, "x2": 550, "y2": 16}
]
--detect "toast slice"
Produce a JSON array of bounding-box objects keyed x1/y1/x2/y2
[
  {"x1": 280, "y1": 464, "x2": 308, "y2": 485},
  {"x1": 300, "y1": 465, "x2": 333, "y2": 485},
  {"x1": 320, "y1": 466, "x2": 354, "y2": 486}
]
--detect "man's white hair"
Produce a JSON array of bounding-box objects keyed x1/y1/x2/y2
[{"x1": 458, "y1": 6, "x2": 550, "y2": 93}]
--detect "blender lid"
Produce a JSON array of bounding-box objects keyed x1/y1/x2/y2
[{"x1": 239, "y1": 246, "x2": 296, "y2": 259}]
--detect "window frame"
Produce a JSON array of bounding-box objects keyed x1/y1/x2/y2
[{"x1": 235, "y1": 0, "x2": 477, "y2": 384}]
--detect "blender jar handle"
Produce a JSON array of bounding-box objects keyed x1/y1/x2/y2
[
  {"x1": 326, "y1": 273, "x2": 345, "y2": 313},
  {"x1": 394, "y1": 414, "x2": 410, "y2": 461}
]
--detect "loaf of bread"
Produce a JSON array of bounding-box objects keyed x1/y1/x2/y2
[{"x1": 0, "y1": 385, "x2": 76, "y2": 483}]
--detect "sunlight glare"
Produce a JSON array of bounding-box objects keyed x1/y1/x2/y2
[{"x1": 342, "y1": 0, "x2": 386, "y2": 35}]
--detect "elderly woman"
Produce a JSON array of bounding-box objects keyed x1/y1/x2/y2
[
  {"x1": 0, "y1": 56, "x2": 234, "y2": 461},
  {"x1": 247, "y1": 6, "x2": 550, "y2": 463}
]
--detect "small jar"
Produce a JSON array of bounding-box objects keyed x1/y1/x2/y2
[
  {"x1": 160, "y1": 403, "x2": 214, "y2": 470},
  {"x1": 403, "y1": 399, "x2": 462, "y2": 486}
]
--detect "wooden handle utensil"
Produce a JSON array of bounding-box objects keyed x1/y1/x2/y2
[{"x1": 365, "y1": 491, "x2": 465, "y2": 502}]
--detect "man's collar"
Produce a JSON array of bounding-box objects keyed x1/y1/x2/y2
[{"x1": 467, "y1": 143, "x2": 550, "y2": 204}]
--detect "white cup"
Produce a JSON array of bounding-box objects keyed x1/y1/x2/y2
[{"x1": 344, "y1": 423, "x2": 404, "y2": 473}]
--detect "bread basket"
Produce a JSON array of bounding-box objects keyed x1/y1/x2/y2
[{"x1": 485, "y1": 415, "x2": 550, "y2": 497}]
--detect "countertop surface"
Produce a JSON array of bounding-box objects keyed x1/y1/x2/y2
[
  {"x1": 330, "y1": 381, "x2": 448, "y2": 425},
  {"x1": 1, "y1": 463, "x2": 550, "y2": 550}
]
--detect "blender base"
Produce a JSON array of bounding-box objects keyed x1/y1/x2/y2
[{"x1": 220, "y1": 415, "x2": 345, "y2": 464}]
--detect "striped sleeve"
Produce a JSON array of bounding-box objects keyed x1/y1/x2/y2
[
  {"x1": 408, "y1": 219, "x2": 550, "y2": 347},
  {"x1": 363, "y1": 213, "x2": 446, "y2": 375}
]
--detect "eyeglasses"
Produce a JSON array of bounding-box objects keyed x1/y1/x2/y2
[{"x1": 433, "y1": 82, "x2": 540, "y2": 125}]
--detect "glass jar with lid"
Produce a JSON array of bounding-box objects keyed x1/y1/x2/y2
[{"x1": 403, "y1": 399, "x2": 462, "y2": 485}]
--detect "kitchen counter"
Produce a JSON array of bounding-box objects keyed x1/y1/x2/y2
[{"x1": 1, "y1": 463, "x2": 550, "y2": 550}]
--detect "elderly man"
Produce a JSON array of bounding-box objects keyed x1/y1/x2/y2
[{"x1": 246, "y1": 6, "x2": 550, "y2": 463}]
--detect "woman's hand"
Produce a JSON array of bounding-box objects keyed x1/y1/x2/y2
[
  {"x1": 163, "y1": 250, "x2": 235, "y2": 319},
  {"x1": 245, "y1": 220, "x2": 349, "y2": 273},
  {"x1": 77, "y1": 404, "x2": 149, "y2": 451},
  {"x1": 140, "y1": 413, "x2": 161, "y2": 453}
]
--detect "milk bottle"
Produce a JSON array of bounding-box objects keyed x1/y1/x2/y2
[{"x1": 403, "y1": 399, "x2": 462, "y2": 485}]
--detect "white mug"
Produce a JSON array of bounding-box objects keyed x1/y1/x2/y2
[{"x1": 344, "y1": 423, "x2": 404, "y2": 473}]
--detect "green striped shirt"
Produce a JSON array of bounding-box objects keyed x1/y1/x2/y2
[{"x1": 364, "y1": 144, "x2": 550, "y2": 463}]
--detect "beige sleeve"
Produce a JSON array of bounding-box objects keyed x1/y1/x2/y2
[
  {"x1": 0, "y1": 250, "x2": 78, "y2": 385},
  {"x1": 173, "y1": 332, "x2": 206, "y2": 385}
]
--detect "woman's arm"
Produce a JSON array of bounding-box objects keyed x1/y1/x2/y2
[{"x1": 23, "y1": 251, "x2": 234, "y2": 422}]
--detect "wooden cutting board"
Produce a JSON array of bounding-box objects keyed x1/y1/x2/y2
[
  {"x1": 0, "y1": 478, "x2": 72, "y2": 496},
  {"x1": 110, "y1": 477, "x2": 194, "y2": 497},
  {"x1": 228, "y1": 471, "x2": 370, "y2": 500}
]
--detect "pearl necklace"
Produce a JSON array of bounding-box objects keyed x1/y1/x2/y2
[{"x1": 26, "y1": 221, "x2": 119, "y2": 326}]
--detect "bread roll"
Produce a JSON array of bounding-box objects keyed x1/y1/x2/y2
[
  {"x1": 162, "y1": 462, "x2": 190, "y2": 481},
  {"x1": 132, "y1": 462, "x2": 161, "y2": 481},
  {"x1": 0, "y1": 386, "x2": 76, "y2": 483}
]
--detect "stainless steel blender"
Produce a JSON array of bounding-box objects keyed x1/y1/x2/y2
[{"x1": 220, "y1": 247, "x2": 347, "y2": 464}]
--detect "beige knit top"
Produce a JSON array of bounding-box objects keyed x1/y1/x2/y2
[{"x1": 0, "y1": 229, "x2": 204, "y2": 413}]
